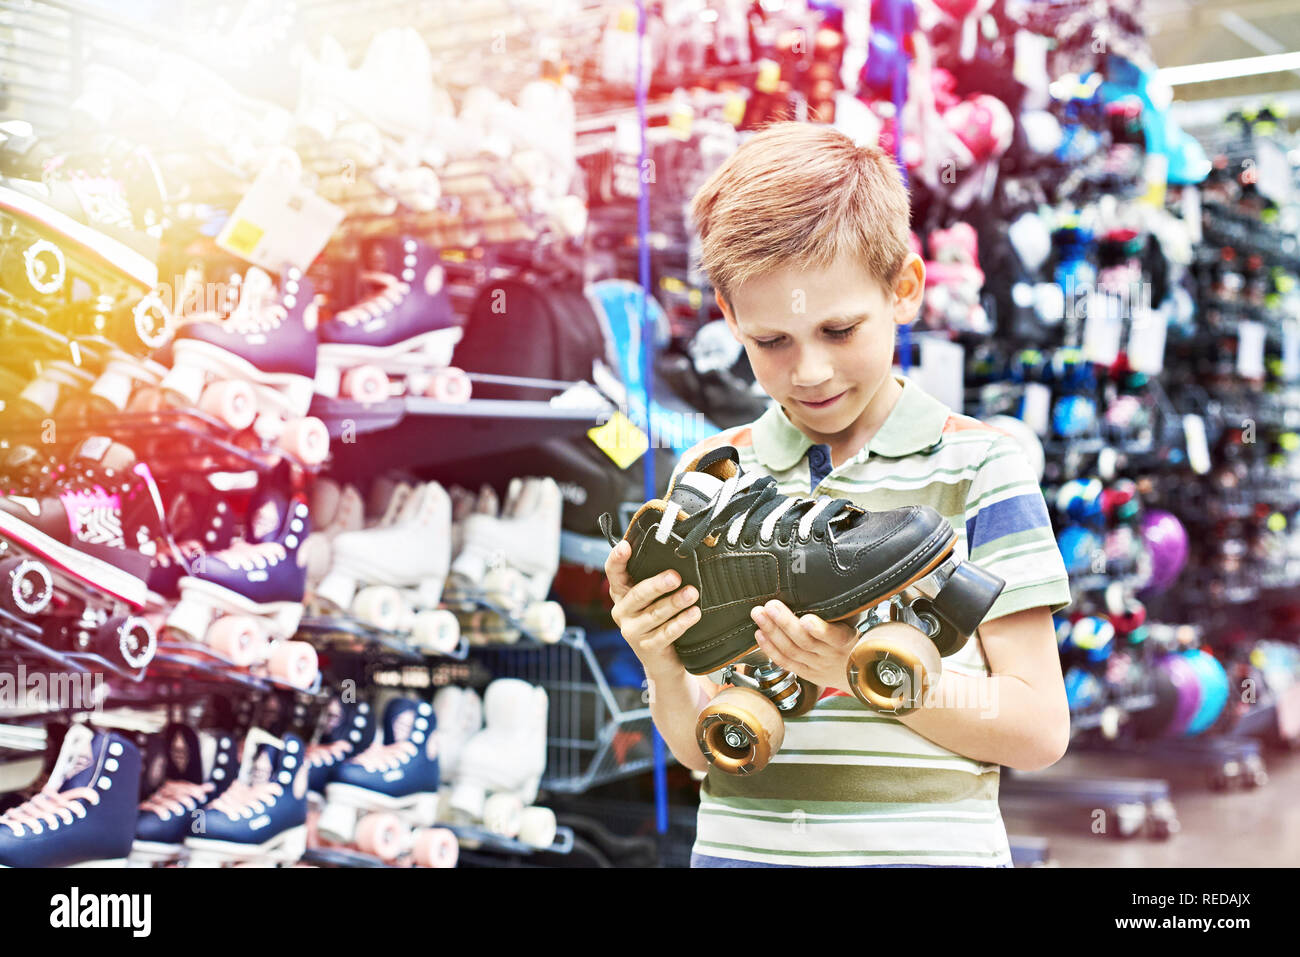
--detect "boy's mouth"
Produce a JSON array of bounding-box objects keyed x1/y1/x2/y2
[{"x1": 794, "y1": 390, "x2": 846, "y2": 410}]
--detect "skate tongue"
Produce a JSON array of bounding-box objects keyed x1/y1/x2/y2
[
  {"x1": 47, "y1": 725, "x2": 104, "y2": 793},
  {"x1": 668, "y1": 471, "x2": 724, "y2": 515}
]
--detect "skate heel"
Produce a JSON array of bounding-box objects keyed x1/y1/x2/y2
[
  {"x1": 448, "y1": 781, "x2": 486, "y2": 822},
  {"x1": 89, "y1": 363, "x2": 137, "y2": 411},
  {"x1": 18, "y1": 375, "x2": 62, "y2": 417},
  {"x1": 414, "y1": 791, "x2": 440, "y2": 826},
  {"x1": 165, "y1": 595, "x2": 216, "y2": 642},
  {"x1": 272, "y1": 825, "x2": 308, "y2": 864},
  {"x1": 159, "y1": 358, "x2": 207, "y2": 408},
  {"x1": 276, "y1": 376, "x2": 316, "y2": 419},
  {"x1": 317, "y1": 801, "x2": 359, "y2": 844},
  {"x1": 316, "y1": 570, "x2": 360, "y2": 613}
]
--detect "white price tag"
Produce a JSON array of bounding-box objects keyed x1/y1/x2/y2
[
  {"x1": 1283, "y1": 320, "x2": 1300, "y2": 383},
  {"x1": 1183, "y1": 414, "x2": 1211, "y2": 475},
  {"x1": 1082, "y1": 290, "x2": 1123, "y2": 366},
  {"x1": 1127, "y1": 306, "x2": 1168, "y2": 374},
  {"x1": 1022, "y1": 382, "x2": 1052, "y2": 437},
  {"x1": 1237, "y1": 320, "x2": 1266, "y2": 380},
  {"x1": 217, "y1": 150, "x2": 344, "y2": 272},
  {"x1": 916, "y1": 336, "x2": 965, "y2": 412}
]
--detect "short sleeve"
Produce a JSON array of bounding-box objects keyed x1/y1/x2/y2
[{"x1": 964, "y1": 435, "x2": 1072, "y2": 621}]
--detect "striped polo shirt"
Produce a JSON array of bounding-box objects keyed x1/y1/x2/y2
[{"x1": 676, "y1": 375, "x2": 1072, "y2": 867}]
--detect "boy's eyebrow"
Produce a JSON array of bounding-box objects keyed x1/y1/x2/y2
[{"x1": 743, "y1": 313, "x2": 872, "y2": 335}]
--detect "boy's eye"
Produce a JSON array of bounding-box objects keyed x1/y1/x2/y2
[
  {"x1": 753, "y1": 336, "x2": 786, "y2": 349},
  {"x1": 824, "y1": 325, "x2": 859, "y2": 341}
]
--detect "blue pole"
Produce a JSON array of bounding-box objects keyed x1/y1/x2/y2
[
  {"x1": 636, "y1": 0, "x2": 670, "y2": 838},
  {"x1": 891, "y1": 2, "x2": 912, "y2": 376}
]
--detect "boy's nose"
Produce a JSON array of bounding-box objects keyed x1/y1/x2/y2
[{"x1": 791, "y1": 349, "x2": 834, "y2": 389}]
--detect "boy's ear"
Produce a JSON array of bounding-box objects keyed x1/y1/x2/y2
[
  {"x1": 716, "y1": 289, "x2": 743, "y2": 342},
  {"x1": 891, "y1": 253, "x2": 927, "y2": 326}
]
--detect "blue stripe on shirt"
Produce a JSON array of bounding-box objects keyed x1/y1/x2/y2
[{"x1": 966, "y1": 492, "x2": 1053, "y2": 551}]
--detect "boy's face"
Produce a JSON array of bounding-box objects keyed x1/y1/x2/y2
[{"x1": 718, "y1": 253, "x2": 925, "y2": 442}]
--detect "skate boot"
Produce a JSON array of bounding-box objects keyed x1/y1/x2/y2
[
  {"x1": 164, "y1": 488, "x2": 319, "y2": 689},
  {"x1": 301, "y1": 479, "x2": 364, "y2": 597},
  {"x1": 0, "y1": 436, "x2": 160, "y2": 670},
  {"x1": 600, "y1": 445, "x2": 1006, "y2": 773},
  {"x1": 447, "y1": 477, "x2": 565, "y2": 644},
  {"x1": 318, "y1": 697, "x2": 456, "y2": 866},
  {"x1": 431, "y1": 685, "x2": 483, "y2": 784},
  {"x1": 184, "y1": 730, "x2": 309, "y2": 867},
  {"x1": 448, "y1": 679, "x2": 556, "y2": 848},
  {"x1": 157, "y1": 265, "x2": 329, "y2": 465},
  {"x1": 306, "y1": 697, "x2": 376, "y2": 798},
  {"x1": 316, "y1": 481, "x2": 459, "y2": 653},
  {"x1": 0, "y1": 724, "x2": 141, "y2": 867},
  {"x1": 130, "y1": 724, "x2": 239, "y2": 865},
  {"x1": 315, "y1": 238, "x2": 469, "y2": 404}
]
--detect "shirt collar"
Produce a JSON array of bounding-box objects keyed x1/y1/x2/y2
[{"x1": 751, "y1": 375, "x2": 950, "y2": 471}]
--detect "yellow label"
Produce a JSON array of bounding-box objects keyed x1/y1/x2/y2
[
  {"x1": 588, "y1": 411, "x2": 649, "y2": 469},
  {"x1": 669, "y1": 105, "x2": 694, "y2": 140},
  {"x1": 723, "y1": 93, "x2": 747, "y2": 126},
  {"x1": 756, "y1": 59, "x2": 781, "y2": 94},
  {"x1": 616, "y1": 6, "x2": 637, "y2": 31},
  {"x1": 220, "y1": 218, "x2": 265, "y2": 258},
  {"x1": 689, "y1": 288, "x2": 703, "y2": 308}
]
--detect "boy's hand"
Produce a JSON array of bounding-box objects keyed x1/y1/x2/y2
[
  {"x1": 751, "y1": 600, "x2": 858, "y2": 693},
  {"x1": 606, "y1": 540, "x2": 700, "y2": 677}
]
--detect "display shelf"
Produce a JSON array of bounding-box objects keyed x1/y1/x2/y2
[
  {"x1": 442, "y1": 821, "x2": 574, "y2": 857},
  {"x1": 1000, "y1": 770, "x2": 1179, "y2": 840},
  {"x1": 298, "y1": 615, "x2": 470, "y2": 663},
  {"x1": 311, "y1": 395, "x2": 605, "y2": 473},
  {"x1": 0, "y1": 608, "x2": 149, "y2": 684},
  {"x1": 149, "y1": 640, "x2": 323, "y2": 696}
]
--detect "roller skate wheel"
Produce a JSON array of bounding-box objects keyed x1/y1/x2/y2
[
  {"x1": 97, "y1": 615, "x2": 157, "y2": 669},
  {"x1": 269, "y1": 641, "x2": 319, "y2": 690},
  {"x1": 517, "y1": 806, "x2": 557, "y2": 849},
  {"x1": 482, "y1": 793, "x2": 524, "y2": 839},
  {"x1": 355, "y1": 812, "x2": 408, "y2": 861},
  {"x1": 412, "y1": 609, "x2": 460, "y2": 655},
  {"x1": 199, "y1": 379, "x2": 258, "y2": 430},
  {"x1": 341, "y1": 365, "x2": 390, "y2": 404},
  {"x1": 425, "y1": 367, "x2": 471, "y2": 404},
  {"x1": 483, "y1": 567, "x2": 528, "y2": 613},
  {"x1": 279, "y1": 416, "x2": 330, "y2": 466},
  {"x1": 0, "y1": 556, "x2": 53, "y2": 615},
  {"x1": 845, "y1": 621, "x2": 941, "y2": 714},
  {"x1": 207, "y1": 615, "x2": 270, "y2": 667},
  {"x1": 412, "y1": 827, "x2": 459, "y2": 868},
  {"x1": 696, "y1": 686, "x2": 786, "y2": 775},
  {"x1": 353, "y1": 585, "x2": 405, "y2": 631},
  {"x1": 127, "y1": 384, "x2": 166, "y2": 413},
  {"x1": 522, "y1": 601, "x2": 565, "y2": 644}
]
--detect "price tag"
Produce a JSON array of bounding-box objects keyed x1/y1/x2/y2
[
  {"x1": 1282, "y1": 320, "x2": 1300, "y2": 383},
  {"x1": 915, "y1": 336, "x2": 965, "y2": 412},
  {"x1": 1127, "y1": 306, "x2": 1167, "y2": 374},
  {"x1": 588, "y1": 410, "x2": 649, "y2": 469},
  {"x1": 1237, "y1": 320, "x2": 1266, "y2": 380},
  {"x1": 1183, "y1": 414, "x2": 1211, "y2": 475},
  {"x1": 217, "y1": 150, "x2": 344, "y2": 273},
  {"x1": 1022, "y1": 382, "x2": 1052, "y2": 436},
  {"x1": 1082, "y1": 291, "x2": 1123, "y2": 366}
]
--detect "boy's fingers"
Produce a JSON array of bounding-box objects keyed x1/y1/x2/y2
[
  {"x1": 759, "y1": 600, "x2": 815, "y2": 654},
  {"x1": 648, "y1": 606, "x2": 701, "y2": 653},
  {"x1": 754, "y1": 622, "x2": 808, "y2": 671},
  {"x1": 613, "y1": 569, "x2": 683, "y2": 622},
  {"x1": 603, "y1": 541, "x2": 635, "y2": 597},
  {"x1": 638, "y1": 586, "x2": 699, "y2": 633}
]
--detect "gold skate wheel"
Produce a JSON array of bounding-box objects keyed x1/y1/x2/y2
[
  {"x1": 784, "y1": 678, "x2": 820, "y2": 719},
  {"x1": 696, "y1": 686, "x2": 785, "y2": 775},
  {"x1": 355, "y1": 812, "x2": 408, "y2": 861},
  {"x1": 846, "y1": 621, "x2": 941, "y2": 714}
]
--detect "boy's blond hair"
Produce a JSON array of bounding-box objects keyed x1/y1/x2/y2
[{"x1": 689, "y1": 122, "x2": 911, "y2": 304}]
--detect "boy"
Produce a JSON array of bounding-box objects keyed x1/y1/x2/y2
[{"x1": 604, "y1": 123, "x2": 1072, "y2": 867}]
